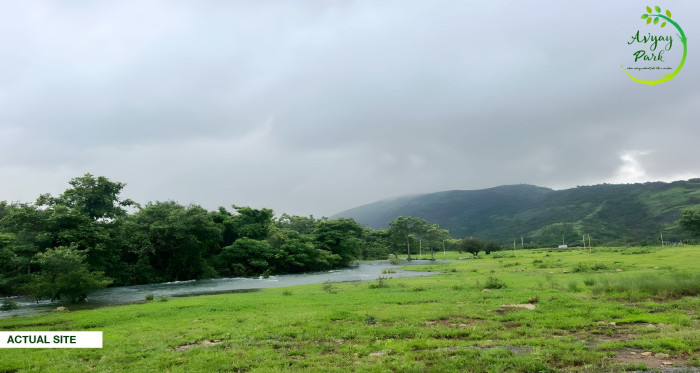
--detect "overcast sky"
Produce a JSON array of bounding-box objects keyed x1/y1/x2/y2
[{"x1": 1, "y1": 1, "x2": 699, "y2": 216}]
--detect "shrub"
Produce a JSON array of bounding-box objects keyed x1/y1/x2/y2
[
  {"x1": 484, "y1": 276, "x2": 506, "y2": 289},
  {"x1": 365, "y1": 314, "x2": 377, "y2": 325},
  {"x1": 567, "y1": 280, "x2": 581, "y2": 292},
  {"x1": 591, "y1": 263, "x2": 609, "y2": 271},
  {"x1": 144, "y1": 294, "x2": 154, "y2": 301},
  {"x1": 411, "y1": 286, "x2": 425, "y2": 292},
  {"x1": 322, "y1": 280, "x2": 337, "y2": 294},
  {"x1": 1, "y1": 300, "x2": 20, "y2": 311},
  {"x1": 368, "y1": 277, "x2": 388, "y2": 289},
  {"x1": 157, "y1": 296, "x2": 168, "y2": 302},
  {"x1": 583, "y1": 278, "x2": 596, "y2": 287},
  {"x1": 282, "y1": 290, "x2": 293, "y2": 296},
  {"x1": 572, "y1": 262, "x2": 589, "y2": 273}
]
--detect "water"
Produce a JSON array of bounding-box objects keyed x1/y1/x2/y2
[{"x1": 0, "y1": 260, "x2": 442, "y2": 318}]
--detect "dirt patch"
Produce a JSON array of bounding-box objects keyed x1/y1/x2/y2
[
  {"x1": 490, "y1": 304, "x2": 536, "y2": 314},
  {"x1": 423, "y1": 316, "x2": 484, "y2": 327},
  {"x1": 613, "y1": 348, "x2": 697, "y2": 372},
  {"x1": 174, "y1": 339, "x2": 223, "y2": 352}
]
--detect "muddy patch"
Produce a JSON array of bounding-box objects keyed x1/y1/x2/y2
[
  {"x1": 174, "y1": 339, "x2": 223, "y2": 352},
  {"x1": 613, "y1": 348, "x2": 697, "y2": 372}
]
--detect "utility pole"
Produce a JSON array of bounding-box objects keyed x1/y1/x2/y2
[
  {"x1": 583, "y1": 234, "x2": 586, "y2": 250},
  {"x1": 442, "y1": 239, "x2": 446, "y2": 257},
  {"x1": 513, "y1": 240, "x2": 516, "y2": 256},
  {"x1": 521, "y1": 236, "x2": 524, "y2": 249},
  {"x1": 562, "y1": 235, "x2": 565, "y2": 246},
  {"x1": 660, "y1": 231, "x2": 664, "y2": 246},
  {"x1": 419, "y1": 239, "x2": 422, "y2": 259},
  {"x1": 588, "y1": 234, "x2": 591, "y2": 253}
]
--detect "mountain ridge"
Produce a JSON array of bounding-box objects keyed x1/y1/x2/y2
[{"x1": 333, "y1": 179, "x2": 700, "y2": 245}]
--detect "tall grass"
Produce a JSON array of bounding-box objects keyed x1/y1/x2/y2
[{"x1": 594, "y1": 272, "x2": 700, "y2": 300}]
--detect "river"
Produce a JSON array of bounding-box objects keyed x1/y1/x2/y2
[{"x1": 0, "y1": 260, "x2": 442, "y2": 318}]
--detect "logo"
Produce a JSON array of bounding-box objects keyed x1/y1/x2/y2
[{"x1": 621, "y1": 5, "x2": 687, "y2": 85}]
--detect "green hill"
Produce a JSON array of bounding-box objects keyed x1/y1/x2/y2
[{"x1": 333, "y1": 179, "x2": 700, "y2": 246}]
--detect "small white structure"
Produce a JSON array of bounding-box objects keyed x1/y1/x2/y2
[{"x1": 558, "y1": 244, "x2": 568, "y2": 248}]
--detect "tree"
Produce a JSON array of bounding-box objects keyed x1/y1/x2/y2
[
  {"x1": 388, "y1": 216, "x2": 428, "y2": 260},
  {"x1": 313, "y1": 218, "x2": 363, "y2": 266},
  {"x1": 423, "y1": 224, "x2": 450, "y2": 260},
  {"x1": 136, "y1": 202, "x2": 222, "y2": 281},
  {"x1": 26, "y1": 246, "x2": 112, "y2": 303},
  {"x1": 231, "y1": 206, "x2": 274, "y2": 241},
  {"x1": 37, "y1": 174, "x2": 135, "y2": 221},
  {"x1": 218, "y1": 238, "x2": 275, "y2": 276},
  {"x1": 678, "y1": 210, "x2": 700, "y2": 236},
  {"x1": 483, "y1": 241, "x2": 501, "y2": 255},
  {"x1": 459, "y1": 237, "x2": 484, "y2": 257}
]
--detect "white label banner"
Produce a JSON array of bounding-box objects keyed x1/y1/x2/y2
[{"x1": 0, "y1": 332, "x2": 102, "y2": 348}]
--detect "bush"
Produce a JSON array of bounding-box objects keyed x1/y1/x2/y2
[
  {"x1": 282, "y1": 290, "x2": 293, "y2": 296},
  {"x1": 484, "y1": 276, "x2": 507, "y2": 289},
  {"x1": 1, "y1": 300, "x2": 20, "y2": 311},
  {"x1": 157, "y1": 296, "x2": 168, "y2": 302},
  {"x1": 567, "y1": 280, "x2": 581, "y2": 292},
  {"x1": 368, "y1": 276, "x2": 388, "y2": 289},
  {"x1": 26, "y1": 246, "x2": 112, "y2": 303},
  {"x1": 365, "y1": 314, "x2": 377, "y2": 325},
  {"x1": 583, "y1": 278, "x2": 596, "y2": 287},
  {"x1": 322, "y1": 280, "x2": 337, "y2": 294}
]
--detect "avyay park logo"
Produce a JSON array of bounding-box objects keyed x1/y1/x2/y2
[{"x1": 622, "y1": 5, "x2": 687, "y2": 85}]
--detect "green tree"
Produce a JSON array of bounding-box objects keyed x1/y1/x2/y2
[
  {"x1": 313, "y1": 218, "x2": 363, "y2": 266},
  {"x1": 26, "y1": 246, "x2": 112, "y2": 303},
  {"x1": 424, "y1": 224, "x2": 450, "y2": 260},
  {"x1": 218, "y1": 238, "x2": 275, "y2": 276},
  {"x1": 136, "y1": 202, "x2": 221, "y2": 281},
  {"x1": 37, "y1": 173, "x2": 135, "y2": 221},
  {"x1": 231, "y1": 206, "x2": 274, "y2": 241},
  {"x1": 459, "y1": 237, "x2": 484, "y2": 257},
  {"x1": 678, "y1": 210, "x2": 700, "y2": 236},
  {"x1": 388, "y1": 216, "x2": 428, "y2": 260}
]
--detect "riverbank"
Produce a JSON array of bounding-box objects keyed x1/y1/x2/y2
[{"x1": 1, "y1": 246, "x2": 699, "y2": 372}]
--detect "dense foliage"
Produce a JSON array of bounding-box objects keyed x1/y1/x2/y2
[{"x1": 0, "y1": 175, "x2": 460, "y2": 301}]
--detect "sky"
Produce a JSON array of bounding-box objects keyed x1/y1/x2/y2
[{"x1": 1, "y1": 1, "x2": 699, "y2": 217}]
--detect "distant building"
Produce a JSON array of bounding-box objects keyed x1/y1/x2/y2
[{"x1": 558, "y1": 245, "x2": 568, "y2": 248}]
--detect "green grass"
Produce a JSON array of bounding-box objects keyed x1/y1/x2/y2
[{"x1": 1, "y1": 246, "x2": 700, "y2": 372}]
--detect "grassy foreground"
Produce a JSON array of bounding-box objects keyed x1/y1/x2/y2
[{"x1": 1, "y1": 246, "x2": 699, "y2": 372}]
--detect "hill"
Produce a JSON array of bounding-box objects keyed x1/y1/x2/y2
[{"x1": 333, "y1": 179, "x2": 700, "y2": 246}]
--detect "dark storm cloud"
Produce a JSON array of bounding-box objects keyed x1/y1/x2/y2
[{"x1": 1, "y1": 1, "x2": 699, "y2": 216}]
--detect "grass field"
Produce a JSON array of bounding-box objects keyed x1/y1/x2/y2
[{"x1": 1, "y1": 246, "x2": 699, "y2": 372}]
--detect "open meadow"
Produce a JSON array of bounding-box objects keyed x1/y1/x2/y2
[{"x1": 1, "y1": 246, "x2": 699, "y2": 372}]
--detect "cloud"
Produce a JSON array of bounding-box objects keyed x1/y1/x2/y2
[{"x1": 1, "y1": 1, "x2": 699, "y2": 216}]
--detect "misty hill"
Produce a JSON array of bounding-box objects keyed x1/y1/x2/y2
[{"x1": 333, "y1": 179, "x2": 700, "y2": 246}]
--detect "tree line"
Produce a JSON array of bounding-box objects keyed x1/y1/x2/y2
[{"x1": 0, "y1": 174, "x2": 503, "y2": 303}]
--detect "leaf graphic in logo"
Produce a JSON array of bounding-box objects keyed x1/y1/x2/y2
[
  {"x1": 646, "y1": 6, "x2": 652, "y2": 13},
  {"x1": 666, "y1": 9, "x2": 672, "y2": 18},
  {"x1": 654, "y1": 17, "x2": 659, "y2": 25},
  {"x1": 642, "y1": 14, "x2": 649, "y2": 19},
  {"x1": 654, "y1": 5, "x2": 661, "y2": 13},
  {"x1": 647, "y1": 17, "x2": 652, "y2": 24},
  {"x1": 661, "y1": 22, "x2": 667, "y2": 28}
]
